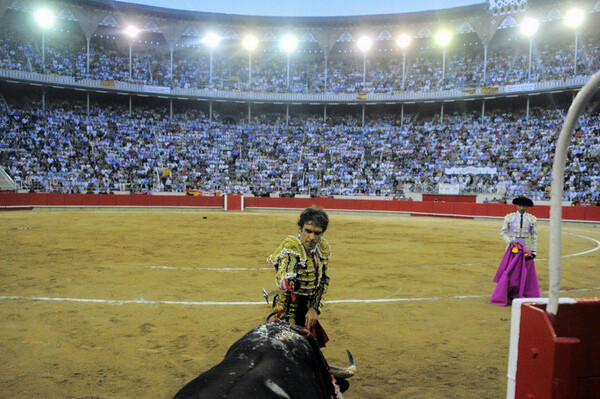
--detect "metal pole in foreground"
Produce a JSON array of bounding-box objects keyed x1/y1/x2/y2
[{"x1": 548, "y1": 69, "x2": 600, "y2": 316}]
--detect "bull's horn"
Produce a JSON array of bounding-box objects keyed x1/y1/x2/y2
[{"x1": 329, "y1": 350, "x2": 357, "y2": 379}]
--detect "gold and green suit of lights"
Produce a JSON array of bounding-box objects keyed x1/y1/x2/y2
[{"x1": 267, "y1": 235, "x2": 331, "y2": 324}]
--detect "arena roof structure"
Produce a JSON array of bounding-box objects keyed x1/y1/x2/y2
[{"x1": 2, "y1": 0, "x2": 598, "y2": 50}]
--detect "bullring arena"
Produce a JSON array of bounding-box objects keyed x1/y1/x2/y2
[
  {"x1": 2, "y1": 0, "x2": 600, "y2": 397},
  {"x1": 1, "y1": 208, "x2": 599, "y2": 398}
]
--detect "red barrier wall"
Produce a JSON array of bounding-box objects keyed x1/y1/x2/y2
[
  {"x1": 1, "y1": 193, "x2": 599, "y2": 222},
  {"x1": 243, "y1": 197, "x2": 599, "y2": 222},
  {"x1": 0, "y1": 193, "x2": 223, "y2": 208},
  {"x1": 422, "y1": 194, "x2": 476, "y2": 203}
]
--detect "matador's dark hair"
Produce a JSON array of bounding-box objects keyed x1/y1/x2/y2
[{"x1": 297, "y1": 206, "x2": 329, "y2": 232}]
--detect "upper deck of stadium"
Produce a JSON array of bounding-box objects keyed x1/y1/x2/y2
[{"x1": 0, "y1": 0, "x2": 599, "y2": 103}]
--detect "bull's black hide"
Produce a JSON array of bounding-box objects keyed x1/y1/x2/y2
[{"x1": 173, "y1": 322, "x2": 338, "y2": 399}]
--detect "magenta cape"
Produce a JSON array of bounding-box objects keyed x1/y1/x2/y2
[{"x1": 490, "y1": 243, "x2": 540, "y2": 306}]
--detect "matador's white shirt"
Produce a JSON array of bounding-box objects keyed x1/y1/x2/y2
[{"x1": 500, "y1": 211, "x2": 537, "y2": 253}]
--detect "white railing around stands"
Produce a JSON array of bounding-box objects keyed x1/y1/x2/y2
[{"x1": 0, "y1": 68, "x2": 591, "y2": 103}]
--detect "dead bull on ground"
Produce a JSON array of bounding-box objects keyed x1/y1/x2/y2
[{"x1": 173, "y1": 321, "x2": 356, "y2": 398}]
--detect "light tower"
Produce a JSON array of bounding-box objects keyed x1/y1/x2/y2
[
  {"x1": 280, "y1": 35, "x2": 297, "y2": 89},
  {"x1": 435, "y1": 30, "x2": 451, "y2": 87},
  {"x1": 357, "y1": 36, "x2": 373, "y2": 84},
  {"x1": 242, "y1": 35, "x2": 259, "y2": 88},
  {"x1": 35, "y1": 8, "x2": 55, "y2": 73},
  {"x1": 396, "y1": 34, "x2": 411, "y2": 90},
  {"x1": 203, "y1": 32, "x2": 221, "y2": 87},
  {"x1": 564, "y1": 8, "x2": 584, "y2": 76},
  {"x1": 520, "y1": 17, "x2": 539, "y2": 83},
  {"x1": 124, "y1": 25, "x2": 139, "y2": 80}
]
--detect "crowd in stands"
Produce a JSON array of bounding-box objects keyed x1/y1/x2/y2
[
  {"x1": 1, "y1": 100, "x2": 598, "y2": 204},
  {"x1": 1, "y1": 24, "x2": 599, "y2": 94}
]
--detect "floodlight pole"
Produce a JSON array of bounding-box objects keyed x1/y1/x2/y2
[
  {"x1": 41, "y1": 32, "x2": 45, "y2": 73},
  {"x1": 170, "y1": 48, "x2": 174, "y2": 84},
  {"x1": 324, "y1": 54, "x2": 328, "y2": 91},
  {"x1": 129, "y1": 41, "x2": 133, "y2": 80},
  {"x1": 248, "y1": 53, "x2": 252, "y2": 88},
  {"x1": 573, "y1": 31, "x2": 579, "y2": 76},
  {"x1": 363, "y1": 52, "x2": 367, "y2": 84},
  {"x1": 548, "y1": 69, "x2": 600, "y2": 317},
  {"x1": 209, "y1": 49, "x2": 214, "y2": 88},
  {"x1": 527, "y1": 37, "x2": 533, "y2": 83},
  {"x1": 441, "y1": 48, "x2": 446, "y2": 87},
  {"x1": 483, "y1": 44, "x2": 488, "y2": 84},
  {"x1": 401, "y1": 51, "x2": 406, "y2": 90},
  {"x1": 86, "y1": 37, "x2": 90, "y2": 77},
  {"x1": 286, "y1": 53, "x2": 290, "y2": 89}
]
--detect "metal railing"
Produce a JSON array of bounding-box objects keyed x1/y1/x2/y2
[{"x1": 0, "y1": 68, "x2": 591, "y2": 103}]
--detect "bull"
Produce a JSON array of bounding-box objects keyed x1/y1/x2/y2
[{"x1": 173, "y1": 321, "x2": 356, "y2": 398}]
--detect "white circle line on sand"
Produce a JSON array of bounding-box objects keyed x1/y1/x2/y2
[
  {"x1": 561, "y1": 233, "x2": 600, "y2": 258},
  {"x1": 1, "y1": 287, "x2": 599, "y2": 306}
]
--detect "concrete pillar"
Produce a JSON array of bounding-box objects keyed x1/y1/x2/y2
[
  {"x1": 362, "y1": 104, "x2": 365, "y2": 128},
  {"x1": 401, "y1": 103, "x2": 404, "y2": 129},
  {"x1": 481, "y1": 99, "x2": 485, "y2": 122}
]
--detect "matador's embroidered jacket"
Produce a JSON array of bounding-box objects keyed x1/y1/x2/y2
[
  {"x1": 267, "y1": 235, "x2": 331, "y2": 318},
  {"x1": 500, "y1": 211, "x2": 537, "y2": 253}
]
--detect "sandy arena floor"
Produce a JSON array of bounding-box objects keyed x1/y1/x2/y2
[{"x1": 1, "y1": 209, "x2": 599, "y2": 398}]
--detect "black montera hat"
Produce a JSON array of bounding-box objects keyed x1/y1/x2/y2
[{"x1": 512, "y1": 196, "x2": 534, "y2": 207}]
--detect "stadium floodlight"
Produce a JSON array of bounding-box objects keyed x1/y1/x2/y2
[
  {"x1": 519, "y1": 17, "x2": 539, "y2": 37},
  {"x1": 124, "y1": 26, "x2": 139, "y2": 81},
  {"x1": 280, "y1": 35, "x2": 297, "y2": 89},
  {"x1": 125, "y1": 25, "x2": 139, "y2": 38},
  {"x1": 565, "y1": 9, "x2": 584, "y2": 76},
  {"x1": 357, "y1": 36, "x2": 373, "y2": 84},
  {"x1": 435, "y1": 30, "x2": 452, "y2": 87},
  {"x1": 520, "y1": 18, "x2": 539, "y2": 82},
  {"x1": 242, "y1": 35, "x2": 259, "y2": 51},
  {"x1": 565, "y1": 8, "x2": 584, "y2": 28},
  {"x1": 280, "y1": 35, "x2": 297, "y2": 53},
  {"x1": 202, "y1": 33, "x2": 221, "y2": 88},
  {"x1": 35, "y1": 8, "x2": 55, "y2": 28},
  {"x1": 357, "y1": 36, "x2": 373, "y2": 52},
  {"x1": 203, "y1": 32, "x2": 221, "y2": 48},
  {"x1": 35, "y1": 8, "x2": 55, "y2": 73},
  {"x1": 396, "y1": 34, "x2": 410, "y2": 49},
  {"x1": 243, "y1": 35, "x2": 259, "y2": 88},
  {"x1": 435, "y1": 30, "x2": 451, "y2": 47},
  {"x1": 397, "y1": 34, "x2": 411, "y2": 90}
]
